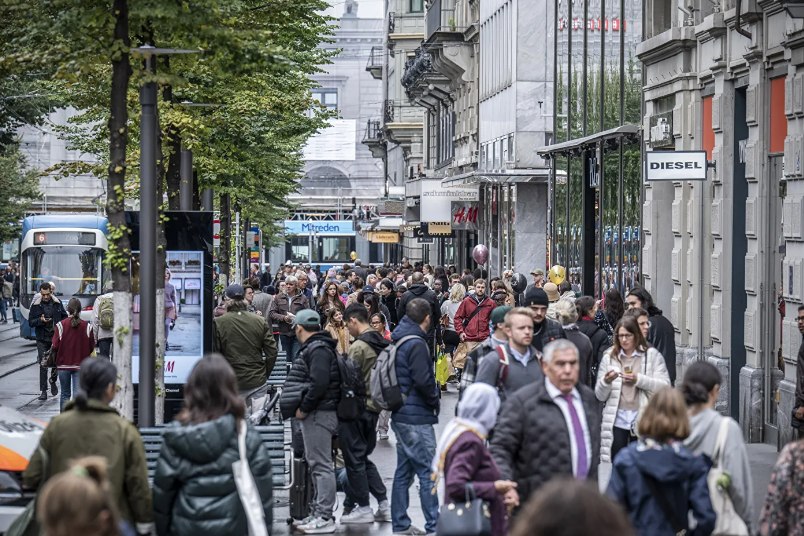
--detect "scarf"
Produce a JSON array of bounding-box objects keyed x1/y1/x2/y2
[{"x1": 431, "y1": 383, "x2": 500, "y2": 504}]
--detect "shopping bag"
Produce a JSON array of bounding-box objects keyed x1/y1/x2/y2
[{"x1": 435, "y1": 351, "x2": 450, "y2": 386}]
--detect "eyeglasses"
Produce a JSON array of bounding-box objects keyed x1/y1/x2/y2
[{"x1": 618, "y1": 333, "x2": 634, "y2": 340}]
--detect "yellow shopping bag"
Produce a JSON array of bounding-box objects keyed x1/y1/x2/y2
[{"x1": 435, "y1": 351, "x2": 450, "y2": 386}]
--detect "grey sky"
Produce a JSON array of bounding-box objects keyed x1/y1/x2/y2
[{"x1": 324, "y1": 0, "x2": 384, "y2": 19}]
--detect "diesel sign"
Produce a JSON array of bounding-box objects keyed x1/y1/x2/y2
[{"x1": 645, "y1": 151, "x2": 708, "y2": 181}]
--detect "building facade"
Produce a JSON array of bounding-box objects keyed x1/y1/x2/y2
[{"x1": 638, "y1": 0, "x2": 804, "y2": 448}]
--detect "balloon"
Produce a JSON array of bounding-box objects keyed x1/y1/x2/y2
[
  {"x1": 511, "y1": 273, "x2": 527, "y2": 293},
  {"x1": 350, "y1": 251, "x2": 357, "y2": 260},
  {"x1": 549, "y1": 265, "x2": 566, "y2": 285},
  {"x1": 472, "y1": 244, "x2": 489, "y2": 265}
]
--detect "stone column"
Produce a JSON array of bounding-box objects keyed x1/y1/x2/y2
[{"x1": 513, "y1": 182, "x2": 547, "y2": 276}]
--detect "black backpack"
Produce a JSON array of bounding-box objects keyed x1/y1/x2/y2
[{"x1": 335, "y1": 353, "x2": 366, "y2": 421}]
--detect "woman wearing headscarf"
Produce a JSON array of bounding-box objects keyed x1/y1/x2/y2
[{"x1": 432, "y1": 383, "x2": 519, "y2": 536}]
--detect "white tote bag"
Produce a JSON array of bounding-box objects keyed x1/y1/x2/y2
[
  {"x1": 708, "y1": 418, "x2": 749, "y2": 536},
  {"x1": 232, "y1": 420, "x2": 269, "y2": 536}
]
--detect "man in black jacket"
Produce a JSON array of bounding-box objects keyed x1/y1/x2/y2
[
  {"x1": 396, "y1": 272, "x2": 439, "y2": 353},
  {"x1": 283, "y1": 309, "x2": 340, "y2": 533},
  {"x1": 523, "y1": 287, "x2": 566, "y2": 351},
  {"x1": 490, "y1": 339, "x2": 601, "y2": 507},
  {"x1": 626, "y1": 287, "x2": 676, "y2": 385},
  {"x1": 28, "y1": 282, "x2": 67, "y2": 400}
]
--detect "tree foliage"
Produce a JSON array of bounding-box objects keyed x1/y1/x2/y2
[{"x1": 0, "y1": 142, "x2": 40, "y2": 242}]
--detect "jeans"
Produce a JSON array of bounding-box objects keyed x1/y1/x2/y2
[
  {"x1": 336, "y1": 467, "x2": 357, "y2": 511},
  {"x1": 339, "y1": 411, "x2": 387, "y2": 507},
  {"x1": 377, "y1": 410, "x2": 390, "y2": 434},
  {"x1": 36, "y1": 341, "x2": 58, "y2": 393},
  {"x1": 58, "y1": 370, "x2": 79, "y2": 412},
  {"x1": 0, "y1": 297, "x2": 6, "y2": 320},
  {"x1": 299, "y1": 410, "x2": 338, "y2": 519},
  {"x1": 98, "y1": 338, "x2": 113, "y2": 359},
  {"x1": 390, "y1": 420, "x2": 439, "y2": 533},
  {"x1": 279, "y1": 334, "x2": 301, "y2": 361}
]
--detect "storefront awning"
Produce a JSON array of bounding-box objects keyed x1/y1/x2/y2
[
  {"x1": 536, "y1": 125, "x2": 641, "y2": 157},
  {"x1": 440, "y1": 168, "x2": 550, "y2": 189}
]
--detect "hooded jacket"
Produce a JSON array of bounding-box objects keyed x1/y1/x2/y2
[
  {"x1": 396, "y1": 283, "x2": 439, "y2": 337},
  {"x1": 28, "y1": 295, "x2": 68, "y2": 342},
  {"x1": 454, "y1": 294, "x2": 496, "y2": 342},
  {"x1": 391, "y1": 316, "x2": 440, "y2": 425},
  {"x1": 281, "y1": 331, "x2": 341, "y2": 416},
  {"x1": 607, "y1": 440, "x2": 716, "y2": 536},
  {"x1": 153, "y1": 415, "x2": 273, "y2": 536},
  {"x1": 349, "y1": 328, "x2": 391, "y2": 413},
  {"x1": 684, "y1": 409, "x2": 754, "y2": 533}
]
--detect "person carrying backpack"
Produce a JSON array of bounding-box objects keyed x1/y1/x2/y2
[
  {"x1": 387, "y1": 298, "x2": 440, "y2": 535},
  {"x1": 338, "y1": 303, "x2": 391, "y2": 524},
  {"x1": 91, "y1": 281, "x2": 115, "y2": 358},
  {"x1": 278, "y1": 310, "x2": 341, "y2": 534}
]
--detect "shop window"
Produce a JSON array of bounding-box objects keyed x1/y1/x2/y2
[{"x1": 770, "y1": 77, "x2": 787, "y2": 154}]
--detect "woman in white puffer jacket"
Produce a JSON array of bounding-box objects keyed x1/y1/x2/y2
[{"x1": 595, "y1": 315, "x2": 670, "y2": 464}]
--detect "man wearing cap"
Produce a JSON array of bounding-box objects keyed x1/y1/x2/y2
[
  {"x1": 279, "y1": 309, "x2": 341, "y2": 533},
  {"x1": 459, "y1": 305, "x2": 512, "y2": 394},
  {"x1": 523, "y1": 287, "x2": 566, "y2": 352},
  {"x1": 213, "y1": 284, "x2": 278, "y2": 422}
]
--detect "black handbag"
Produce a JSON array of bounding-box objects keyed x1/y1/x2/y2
[{"x1": 436, "y1": 483, "x2": 492, "y2": 536}]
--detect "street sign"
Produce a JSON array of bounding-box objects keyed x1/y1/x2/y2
[
  {"x1": 417, "y1": 237, "x2": 434, "y2": 244},
  {"x1": 645, "y1": 151, "x2": 707, "y2": 181}
]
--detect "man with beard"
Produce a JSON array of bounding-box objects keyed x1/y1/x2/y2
[{"x1": 522, "y1": 287, "x2": 566, "y2": 351}]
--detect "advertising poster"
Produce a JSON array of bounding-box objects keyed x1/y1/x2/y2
[{"x1": 131, "y1": 251, "x2": 204, "y2": 384}]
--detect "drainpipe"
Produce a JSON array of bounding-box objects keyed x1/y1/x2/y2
[{"x1": 736, "y1": 0, "x2": 752, "y2": 40}]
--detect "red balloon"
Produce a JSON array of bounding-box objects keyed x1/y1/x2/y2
[{"x1": 473, "y1": 244, "x2": 489, "y2": 265}]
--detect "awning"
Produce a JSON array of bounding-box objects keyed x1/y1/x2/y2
[
  {"x1": 440, "y1": 168, "x2": 550, "y2": 189},
  {"x1": 536, "y1": 125, "x2": 641, "y2": 157}
]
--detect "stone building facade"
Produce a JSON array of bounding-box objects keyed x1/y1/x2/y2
[{"x1": 639, "y1": 0, "x2": 801, "y2": 447}]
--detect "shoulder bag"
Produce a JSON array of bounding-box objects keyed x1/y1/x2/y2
[
  {"x1": 436, "y1": 483, "x2": 492, "y2": 536},
  {"x1": 6, "y1": 447, "x2": 49, "y2": 536},
  {"x1": 461, "y1": 300, "x2": 484, "y2": 329},
  {"x1": 40, "y1": 323, "x2": 63, "y2": 368},
  {"x1": 232, "y1": 420, "x2": 269, "y2": 536},
  {"x1": 708, "y1": 419, "x2": 750, "y2": 536}
]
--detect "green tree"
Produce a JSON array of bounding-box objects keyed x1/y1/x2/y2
[{"x1": 0, "y1": 142, "x2": 40, "y2": 242}]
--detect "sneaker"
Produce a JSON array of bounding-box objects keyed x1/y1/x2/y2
[
  {"x1": 297, "y1": 516, "x2": 336, "y2": 534},
  {"x1": 342, "y1": 505, "x2": 353, "y2": 516},
  {"x1": 341, "y1": 505, "x2": 374, "y2": 524},
  {"x1": 291, "y1": 515, "x2": 314, "y2": 528},
  {"x1": 378, "y1": 431, "x2": 389, "y2": 441},
  {"x1": 50, "y1": 382, "x2": 58, "y2": 396},
  {"x1": 374, "y1": 500, "x2": 392, "y2": 522},
  {"x1": 37, "y1": 391, "x2": 47, "y2": 401},
  {"x1": 393, "y1": 526, "x2": 427, "y2": 535}
]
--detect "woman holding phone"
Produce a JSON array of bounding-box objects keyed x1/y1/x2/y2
[{"x1": 595, "y1": 316, "x2": 670, "y2": 463}]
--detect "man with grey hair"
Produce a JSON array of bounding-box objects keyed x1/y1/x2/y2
[
  {"x1": 269, "y1": 274, "x2": 311, "y2": 360},
  {"x1": 490, "y1": 338, "x2": 601, "y2": 507},
  {"x1": 91, "y1": 280, "x2": 115, "y2": 358}
]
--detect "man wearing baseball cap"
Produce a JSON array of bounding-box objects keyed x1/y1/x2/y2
[
  {"x1": 531, "y1": 268, "x2": 545, "y2": 288},
  {"x1": 213, "y1": 284, "x2": 278, "y2": 421},
  {"x1": 279, "y1": 309, "x2": 341, "y2": 533}
]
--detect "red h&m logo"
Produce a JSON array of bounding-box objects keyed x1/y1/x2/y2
[{"x1": 164, "y1": 361, "x2": 175, "y2": 373}]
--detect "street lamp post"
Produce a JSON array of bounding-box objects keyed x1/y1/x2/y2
[{"x1": 133, "y1": 45, "x2": 198, "y2": 427}]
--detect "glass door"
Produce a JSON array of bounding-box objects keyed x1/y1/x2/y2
[{"x1": 764, "y1": 155, "x2": 784, "y2": 446}]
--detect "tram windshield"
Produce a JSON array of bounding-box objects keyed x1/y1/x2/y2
[{"x1": 24, "y1": 246, "x2": 105, "y2": 296}]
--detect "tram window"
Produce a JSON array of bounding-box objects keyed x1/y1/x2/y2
[
  {"x1": 24, "y1": 246, "x2": 104, "y2": 296},
  {"x1": 289, "y1": 237, "x2": 310, "y2": 263},
  {"x1": 321, "y1": 237, "x2": 350, "y2": 262}
]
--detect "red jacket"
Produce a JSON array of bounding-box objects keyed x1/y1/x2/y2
[
  {"x1": 51, "y1": 318, "x2": 95, "y2": 370},
  {"x1": 454, "y1": 295, "x2": 496, "y2": 342}
]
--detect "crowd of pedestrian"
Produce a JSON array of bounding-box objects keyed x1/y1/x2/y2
[{"x1": 21, "y1": 258, "x2": 804, "y2": 536}]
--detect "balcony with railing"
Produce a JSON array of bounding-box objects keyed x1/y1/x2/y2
[
  {"x1": 365, "y1": 46, "x2": 383, "y2": 80},
  {"x1": 382, "y1": 100, "x2": 424, "y2": 146},
  {"x1": 362, "y1": 119, "x2": 386, "y2": 159},
  {"x1": 426, "y1": 0, "x2": 465, "y2": 41}
]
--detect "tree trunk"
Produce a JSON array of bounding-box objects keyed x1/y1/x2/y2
[
  {"x1": 219, "y1": 193, "x2": 231, "y2": 288},
  {"x1": 242, "y1": 215, "x2": 250, "y2": 282},
  {"x1": 108, "y1": 0, "x2": 133, "y2": 419}
]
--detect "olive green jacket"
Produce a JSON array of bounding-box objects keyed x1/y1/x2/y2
[
  {"x1": 23, "y1": 399, "x2": 153, "y2": 526},
  {"x1": 348, "y1": 328, "x2": 389, "y2": 414},
  {"x1": 213, "y1": 309, "x2": 278, "y2": 391}
]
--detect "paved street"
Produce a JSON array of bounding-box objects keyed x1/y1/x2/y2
[{"x1": 0, "y1": 323, "x2": 784, "y2": 534}]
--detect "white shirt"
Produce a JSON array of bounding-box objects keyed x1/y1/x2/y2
[
  {"x1": 614, "y1": 348, "x2": 643, "y2": 430},
  {"x1": 544, "y1": 377, "x2": 592, "y2": 477}
]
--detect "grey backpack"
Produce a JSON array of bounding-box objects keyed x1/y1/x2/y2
[{"x1": 370, "y1": 335, "x2": 421, "y2": 412}]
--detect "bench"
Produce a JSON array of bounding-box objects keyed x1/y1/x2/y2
[{"x1": 140, "y1": 423, "x2": 288, "y2": 487}]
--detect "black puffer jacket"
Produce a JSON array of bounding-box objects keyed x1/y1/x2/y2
[
  {"x1": 281, "y1": 331, "x2": 341, "y2": 417},
  {"x1": 532, "y1": 318, "x2": 566, "y2": 352},
  {"x1": 576, "y1": 318, "x2": 611, "y2": 382},
  {"x1": 153, "y1": 414, "x2": 273, "y2": 536},
  {"x1": 490, "y1": 379, "x2": 601, "y2": 507}
]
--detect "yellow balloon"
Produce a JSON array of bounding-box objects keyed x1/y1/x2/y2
[
  {"x1": 549, "y1": 265, "x2": 566, "y2": 285},
  {"x1": 350, "y1": 251, "x2": 357, "y2": 260}
]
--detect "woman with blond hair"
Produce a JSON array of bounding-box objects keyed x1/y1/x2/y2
[{"x1": 607, "y1": 387, "x2": 715, "y2": 536}]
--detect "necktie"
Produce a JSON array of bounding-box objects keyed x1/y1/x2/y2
[{"x1": 563, "y1": 393, "x2": 588, "y2": 480}]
